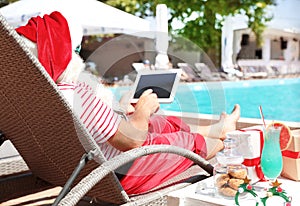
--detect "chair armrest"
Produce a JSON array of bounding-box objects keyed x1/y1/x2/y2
[{"x1": 58, "y1": 145, "x2": 213, "y2": 206}]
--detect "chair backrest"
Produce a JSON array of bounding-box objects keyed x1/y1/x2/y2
[
  {"x1": 194, "y1": 62, "x2": 222, "y2": 81},
  {"x1": 0, "y1": 14, "x2": 128, "y2": 204},
  {"x1": 177, "y1": 63, "x2": 201, "y2": 80},
  {"x1": 194, "y1": 63, "x2": 212, "y2": 75}
]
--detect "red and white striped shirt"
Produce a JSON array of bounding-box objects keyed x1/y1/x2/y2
[{"x1": 58, "y1": 82, "x2": 122, "y2": 160}]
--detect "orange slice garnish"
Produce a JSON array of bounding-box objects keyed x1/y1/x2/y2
[{"x1": 267, "y1": 122, "x2": 292, "y2": 151}]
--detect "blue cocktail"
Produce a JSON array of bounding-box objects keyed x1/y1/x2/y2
[{"x1": 261, "y1": 126, "x2": 283, "y2": 180}]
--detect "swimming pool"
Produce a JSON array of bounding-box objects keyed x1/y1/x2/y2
[{"x1": 111, "y1": 78, "x2": 300, "y2": 122}]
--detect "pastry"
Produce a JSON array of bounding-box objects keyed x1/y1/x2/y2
[
  {"x1": 215, "y1": 174, "x2": 230, "y2": 188},
  {"x1": 228, "y1": 178, "x2": 244, "y2": 190},
  {"x1": 219, "y1": 186, "x2": 237, "y2": 197},
  {"x1": 228, "y1": 168, "x2": 247, "y2": 179}
]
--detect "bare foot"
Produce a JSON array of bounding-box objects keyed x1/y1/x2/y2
[
  {"x1": 204, "y1": 104, "x2": 240, "y2": 139},
  {"x1": 218, "y1": 104, "x2": 240, "y2": 139}
]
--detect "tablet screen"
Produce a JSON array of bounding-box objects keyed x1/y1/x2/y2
[
  {"x1": 134, "y1": 73, "x2": 176, "y2": 99},
  {"x1": 131, "y1": 69, "x2": 181, "y2": 103}
]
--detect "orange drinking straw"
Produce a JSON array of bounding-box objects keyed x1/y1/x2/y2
[{"x1": 259, "y1": 105, "x2": 266, "y2": 128}]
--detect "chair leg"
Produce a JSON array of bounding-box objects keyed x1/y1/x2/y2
[
  {"x1": 52, "y1": 150, "x2": 96, "y2": 206},
  {"x1": 0, "y1": 131, "x2": 7, "y2": 146}
]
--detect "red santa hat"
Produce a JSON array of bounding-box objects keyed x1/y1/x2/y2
[{"x1": 16, "y1": 11, "x2": 73, "y2": 82}]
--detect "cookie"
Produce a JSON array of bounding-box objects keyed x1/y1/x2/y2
[
  {"x1": 215, "y1": 174, "x2": 230, "y2": 188},
  {"x1": 228, "y1": 168, "x2": 247, "y2": 179},
  {"x1": 228, "y1": 178, "x2": 244, "y2": 190},
  {"x1": 219, "y1": 186, "x2": 237, "y2": 197}
]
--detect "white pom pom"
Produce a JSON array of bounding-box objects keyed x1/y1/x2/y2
[{"x1": 238, "y1": 188, "x2": 244, "y2": 193}]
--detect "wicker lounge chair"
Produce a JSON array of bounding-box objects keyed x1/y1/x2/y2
[
  {"x1": 177, "y1": 63, "x2": 202, "y2": 82},
  {"x1": 0, "y1": 14, "x2": 213, "y2": 205},
  {"x1": 194, "y1": 63, "x2": 223, "y2": 81}
]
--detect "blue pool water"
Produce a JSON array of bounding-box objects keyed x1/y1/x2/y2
[{"x1": 111, "y1": 78, "x2": 300, "y2": 122}]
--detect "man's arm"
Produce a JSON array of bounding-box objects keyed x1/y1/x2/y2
[{"x1": 108, "y1": 89, "x2": 160, "y2": 151}]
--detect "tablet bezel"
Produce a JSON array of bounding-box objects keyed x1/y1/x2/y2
[{"x1": 130, "y1": 69, "x2": 182, "y2": 103}]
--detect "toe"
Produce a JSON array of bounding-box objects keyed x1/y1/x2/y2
[
  {"x1": 219, "y1": 112, "x2": 227, "y2": 120},
  {"x1": 231, "y1": 104, "x2": 240, "y2": 118}
]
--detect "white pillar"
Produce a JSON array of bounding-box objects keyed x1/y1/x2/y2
[{"x1": 263, "y1": 37, "x2": 271, "y2": 62}]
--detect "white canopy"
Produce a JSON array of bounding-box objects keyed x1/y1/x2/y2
[
  {"x1": 0, "y1": 0, "x2": 151, "y2": 36},
  {"x1": 266, "y1": 0, "x2": 300, "y2": 33},
  {"x1": 221, "y1": 0, "x2": 300, "y2": 69}
]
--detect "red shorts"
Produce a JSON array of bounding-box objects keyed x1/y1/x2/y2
[{"x1": 120, "y1": 115, "x2": 207, "y2": 194}]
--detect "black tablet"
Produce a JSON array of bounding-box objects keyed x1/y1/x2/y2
[{"x1": 130, "y1": 69, "x2": 182, "y2": 103}]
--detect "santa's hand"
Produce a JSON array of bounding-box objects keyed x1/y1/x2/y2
[
  {"x1": 119, "y1": 91, "x2": 135, "y2": 114},
  {"x1": 135, "y1": 89, "x2": 159, "y2": 116}
]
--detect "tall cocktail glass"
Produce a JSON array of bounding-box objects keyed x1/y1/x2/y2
[{"x1": 260, "y1": 126, "x2": 283, "y2": 180}]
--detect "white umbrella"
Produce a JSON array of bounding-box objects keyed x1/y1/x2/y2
[
  {"x1": 154, "y1": 4, "x2": 169, "y2": 70},
  {"x1": 0, "y1": 0, "x2": 151, "y2": 36}
]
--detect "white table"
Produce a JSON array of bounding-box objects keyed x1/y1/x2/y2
[{"x1": 167, "y1": 176, "x2": 300, "y2": 206}]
